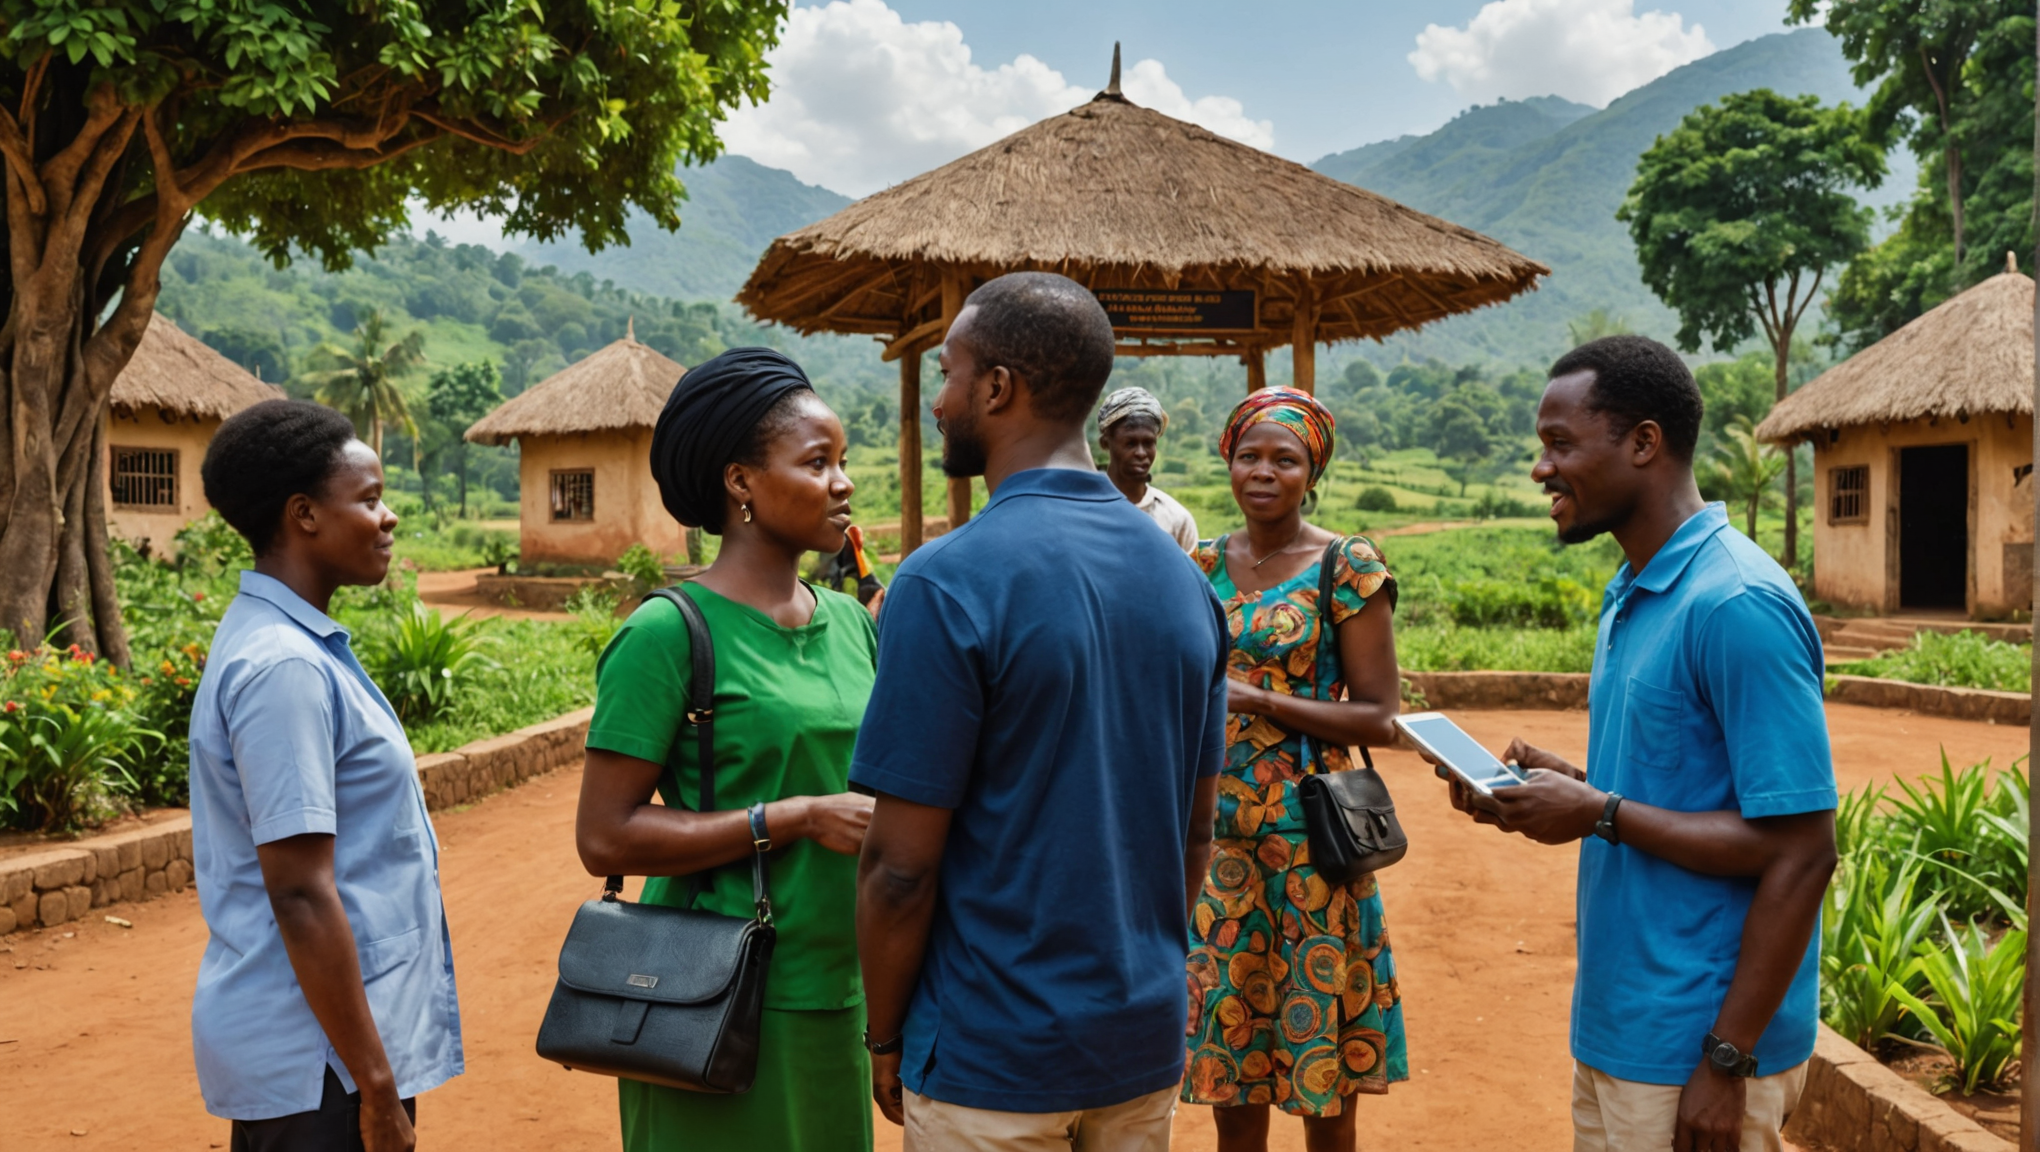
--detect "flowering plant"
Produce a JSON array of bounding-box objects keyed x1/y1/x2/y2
[{"x1": 0, "y1": 643, "x2": 159, "y2": 831}]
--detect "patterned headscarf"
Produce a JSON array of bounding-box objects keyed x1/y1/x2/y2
[
  {"x1": 1219, "y1": 385, "x2": 1337, "y2": 486},
  {"x1": 1097, "y1": 386, "x2": 1168, "y2": 434}
]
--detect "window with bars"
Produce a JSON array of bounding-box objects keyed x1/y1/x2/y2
[
  {"x1": 111, "y1": 446, "x2": 178, "y2": 509},
  {"x1": 1829, "y1": 465, "x2": 1868, "y2": 525},
  {"x1": 550, "y1": 469, "x2": 595, "y2": 522}
]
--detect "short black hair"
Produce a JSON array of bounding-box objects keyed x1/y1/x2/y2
[
  {"x1": 961, "y1": 272, "x2": 1117, "y2": 424},
  {"x1": 1549, "y1": 336, "x2": 1703, "y2": 461},
  {"x1": 201, "y1": 400, "x2": 359, "y2": 555}
]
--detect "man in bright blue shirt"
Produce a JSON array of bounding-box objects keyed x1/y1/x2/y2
[
  {"x1": 854, "y1": 272, "x2": 1229, "y2": 1151},
  {"x1": 1437, "y1": 337, "x2": 1836, "y2": 1152}
]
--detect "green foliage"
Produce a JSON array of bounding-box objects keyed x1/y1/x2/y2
[
  {"x1": 300, "y1": 310, "x2": 426, "y2": 454},
  {"x1": 422, "y1": 361, "x2": 504, "y2": 513},
  {"x1": 359, "y1": 602, "x2": 495, "y2": 725},
  {"x1": 1355, "y1": 486, "x2": 1400, "y2": 513},
  {"x1": 1884, "y1": 755, "x2": 2028, "y2": 921},
  {"x1": 1621, "y1": 89, "x2": 1884, "y2": 358},
  {"x1": 1394, "y1": 624, "x2": 1599, "y2": 673},
  {"x1": 1820, "y1": 853, "x2": 1942, "y2": 1049},
  {"x1": 614, "y1": 543, "x2": 667, "y2": 592},
  {"x1": 1835, "y1": 631, "x2": 2032, "y2": 693},
  {"x1": 1435, "y1": 578, "x2": 1599, "y2": 630},
  {"x1": 1889, "y1": 920, "x2": 2026, "y2": 1093},
  {"x1": 0, "y1": 645, "x2": 159, "y2": 831},
  {"x1": 563, "y1": 587, "x2": 626, "y2": 658},
  {"x1": 1705, "y1": 416, "x2": 1786, "y2": 540}
]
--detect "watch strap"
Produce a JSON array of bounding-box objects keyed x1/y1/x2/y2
[
  {"x1": 864, "y1": 1028, "x2": 904, "y2": 1055},
  {"x1": 1702, "y1": 1032, "x2": 1758, "y2": 1077},
  {"x1": 1594, "y1": 792, "x2": 1624, "y2": 845}
]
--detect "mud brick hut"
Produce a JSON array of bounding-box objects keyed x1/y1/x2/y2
[
  {"x1": 737, "y1": 47, "x2": 1546, "y2": 557},
  {"x1": 1756, "y1": 259, "x2": 2033, "y2": 618},
  {"x1": 105, "y1": 314, "x2": 283, "y2": 553},
  {"x1": 464, "y1": 331, "x2": 688, "y2": 568}
]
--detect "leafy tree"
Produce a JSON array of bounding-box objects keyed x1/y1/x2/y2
[
  {"x1": 1430, "y1": 386, "x2": 1500, "y2": 496},
  {"x1": 0, "y1": 0, "x2": 786, "y2": 660},
  {"x1": 1620, "y1": 89, "x2": 1883, "y2": 568},
  {"x1": 424, "y1": 361, "x2": 503, "y2": 516},
  {"x1": 1705, "y1": 416, "x2": 1788, "y2": 541},
  {"x1": 300, "y1": 311, "x2": 426, "y2": 457},
  {"x1": 200, "y1": 324, "x2": 289, "y2": 382}
]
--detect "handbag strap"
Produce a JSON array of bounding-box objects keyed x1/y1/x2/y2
[
  {"x1": 601, "y1": 585, "x2": 771, "y2": 924},
  {"x1": 1309, "y1": 538, "x2": 1374, "y2": 774}
]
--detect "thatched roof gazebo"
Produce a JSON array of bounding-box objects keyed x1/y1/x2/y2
[
  {"x1": 466, "y1": 329, "x2": 690, "y2": 568},
  {"x1": 738, "y1": 49, "x2": 1547, "y2": 554},
  {"x1": 1756, "y1": 260, "x2": 2034, "y2": 617},
  {"x1": 103, "y1": 314, "x2": 283, "y2": 551}
]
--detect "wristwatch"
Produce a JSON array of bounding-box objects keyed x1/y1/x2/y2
[
  {"x1": 1594, "y1": 792, "x2": 1623, "y2": 845},
  {"x1": 863, "y1": 1029, "x2": 904, "y2": 1056},
  {"x1": 1702, "y1": 1032, "x2": 1758, "y2": 1078}
]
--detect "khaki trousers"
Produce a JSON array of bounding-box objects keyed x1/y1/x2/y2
[
  {"x1": 1572, "y1": 1061, "x2": 1808, "y2": 1152},
  {"x1": 903, "y1": 1085, "x2": 1176, "y2": 1152}
]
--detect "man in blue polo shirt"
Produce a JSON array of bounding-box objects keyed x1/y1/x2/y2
[
  {"x1": 1438, "y1": 337, "x2": 1837, "y2": 1152},
  {"x1": 853, "y1": 272, "x2": 1229, "y2": 1151}
]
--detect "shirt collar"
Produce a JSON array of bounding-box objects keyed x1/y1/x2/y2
[
  {"x1": 236, "y1": 570, "x2": 347, "y2": 639},
  {"x1": 1622, "y1": 503, "x2": 1730, "y2": 596},
  {"x1": 984, "y1": 467, "x2": 1125, "y2": 511}
]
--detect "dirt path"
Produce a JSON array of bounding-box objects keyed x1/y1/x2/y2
[
  {"x1": 0, "y1": 704, "x2": 2024, "y2": 1150},
  {"x1": 414, "y1": 567, "x2": 574, "y2": 623}
]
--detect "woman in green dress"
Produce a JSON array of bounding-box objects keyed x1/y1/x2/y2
[
  {"x1": 1181, "y1": 386, "x2": 1409, "y2": 1152},
  {"x1": 575, "y1": 347, "x2": 877, "y2": 1152}
]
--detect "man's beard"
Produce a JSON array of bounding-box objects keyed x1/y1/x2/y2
[
  {"x1": 939, "y1": 410, "x2": 987, "y2": 478},
  {"x1": 1549, "y1": 482, "x2": 1627, "y2": 545}
]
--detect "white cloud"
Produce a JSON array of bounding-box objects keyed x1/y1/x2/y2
[
  {"x1": 722, "y1": 0, "x2": 1273, "y2": 196},
  {"x1": 1408, "y1": 0, "x2": 1714, "y2": 108}
]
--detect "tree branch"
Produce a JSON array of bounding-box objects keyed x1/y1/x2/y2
[
  {"x1": 39, "y1": 86, "x2": 126, "y2": 218},
  {"x1": 0, "y1": 108, "x2": 47, "y2": 217},
  {"x1": 233, "y1": 130, "x2": 442, "y2": 175},
  {"x1": 410, "y1": 109, "x2": 551, "y2": 155}
]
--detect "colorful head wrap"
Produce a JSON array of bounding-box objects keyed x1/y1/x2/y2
[
  {"x1": 1219, "y1": 385, "x2": 1337, "y2": 486},
  {"x1": 1097, "y1": 386, "x2": 1168, "y2": 434}
]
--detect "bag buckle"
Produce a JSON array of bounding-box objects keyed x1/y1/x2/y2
[
  {"x1": 755, "y1": 897, "x2": 774, "y2": 925},
  {"x1": 686, "y1": 707, "x2": 714, "y2": 724}
]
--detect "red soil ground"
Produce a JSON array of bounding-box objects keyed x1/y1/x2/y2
[{"x1": 0, "y1": 704, "x2": 2025, "y2": 1151}]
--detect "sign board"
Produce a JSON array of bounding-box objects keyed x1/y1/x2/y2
[{"x1": 1092, "y1": 288, "x2": 1257, "y2": 334}]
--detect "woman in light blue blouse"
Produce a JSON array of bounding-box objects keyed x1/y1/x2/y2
[{"x1": 189, "y1": 400, "x2": 460, "y2": 1152}]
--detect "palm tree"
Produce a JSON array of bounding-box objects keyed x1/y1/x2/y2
[
  {"x1": 1566, "y1": 308, "x2": 1634, "y2": 346},
  {"x1": 302, "y1": 310, "x2": 428, "y2": 456},
  {"x1": 1708, "y1": 416, "x2": 1787, "y2": 540}
]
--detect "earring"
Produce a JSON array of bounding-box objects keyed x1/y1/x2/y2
[{"x1": 742, "y1": 503, "x2": 754, "y2": 524}]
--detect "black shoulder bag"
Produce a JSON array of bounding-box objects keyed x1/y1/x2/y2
[
  {"x1": 534, "y1": 586, "x2": 776, "y2": 1093},
  {"x1": 1291, "y1": 539, "x2": 1410, "y2": 881}
]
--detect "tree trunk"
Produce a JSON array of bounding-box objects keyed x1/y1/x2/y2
[
  {"x1": 1946, "y1": 144, "x2": 1965, "y2": 273},
  {"x1": 1772, "y1": 335, "x2": 1797, "y2": 568},
  {"x1": 457, "y1": 445, "x2": 468, "y2": 517}
]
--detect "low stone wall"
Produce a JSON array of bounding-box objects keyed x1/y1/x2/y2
[
  {"x1": 1825, "y1": 675, "x2": 2029, "y2": 727},
  {"x1": 1402, "y1": 670, "x2": 1591, "y2": 711},
  {"x1": 1, "y1": 706, "x2": 594, "y2": 936},
  {"x1": 1785, "y1": 1024, "x2": 2009, "y2": 1152},
  {"x1": 473, "y1": 573, "x2": 630, "y2": 611}
]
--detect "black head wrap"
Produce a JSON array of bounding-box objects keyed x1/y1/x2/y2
[{"x1": 650, "y1": 346, "x2": 814, "y2": 532}]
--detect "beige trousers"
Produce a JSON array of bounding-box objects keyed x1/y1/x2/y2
[
  {"x1": 903, "y1": 1085, "x2": 1176, "y2": 1152},
  {"x1": 1572, "y1": 1061, "x2": 1808, "y2": 1152}
]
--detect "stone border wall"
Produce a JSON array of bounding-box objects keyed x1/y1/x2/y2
[
  {"x1": 1402, "y1": 670, "x2": 1591, "y2": 711},
  {"x1": 1825, "y1": 675, "x2": 2029, "y2": 726},
  {"x1": 0, "y1": 706, "x2": 593, "y2": 936},
  {"x1": 1785, "y1": 1024, "x2": 2010, "y2": 1152}
]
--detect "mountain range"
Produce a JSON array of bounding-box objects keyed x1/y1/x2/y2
[{"x1": 517, "y1": 27, "x2": 1912, "y2": 370}]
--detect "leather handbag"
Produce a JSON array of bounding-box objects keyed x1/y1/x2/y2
[
  {"x1": 534, "y1": 586, "x2": 776, "y2": 1093},
  {"x1": 1292, "y1": 538, "x2": 1410, "y2": 882}
]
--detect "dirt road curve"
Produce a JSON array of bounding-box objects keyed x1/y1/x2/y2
[{"x1": 0, "y1": 704, "x2": 2023, "y2": 1151}]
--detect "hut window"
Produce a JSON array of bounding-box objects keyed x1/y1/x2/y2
[
  {"x1": 1829, "y1": 465, "x2": 1868, "y2": 525},
  {"x1": 111, "y1": 446, "x2": 178, "y2": 509},
  {"x1": 550, "y1": 469, "x2": 595, "y2": 522}
]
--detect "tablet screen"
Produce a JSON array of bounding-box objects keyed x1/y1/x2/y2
[{"x1": 1402, "y1": 715, "x2": 1525, "y2": 790}]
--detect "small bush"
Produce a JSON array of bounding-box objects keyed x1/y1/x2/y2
[
  {"x1": 359, "y1": 601, "x2": 497, "y2": 724},
  {"x1": 1440, "y1": 577, "x2": 1597, "y2": 630},
  {"x1": 1836, "y1": 630, "x2": 2031, "y2": 693},
  {"x1": 1355, "y1": 486, "x2": 1399, "y2": 512},
  {"x1": 1470, "y1": 489, "x2": 1543, "y2": 520},
  {"x1": 1395, "y1": 625, "x2": 1597, "y2": 673},
  {"x1": 1889, "y1": 919, "x2": 2026, "y2": 1094},
  {"x1": 615, "y1": 542, "x2": 667, "y2": 592},
  {"x1": 0, "y1": 645, "x2": 160, "y2": 831}
]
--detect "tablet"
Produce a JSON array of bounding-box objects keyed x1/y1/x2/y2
[{"x1": 1394, "y1": 712, "x2": 1527, "y2": 799}]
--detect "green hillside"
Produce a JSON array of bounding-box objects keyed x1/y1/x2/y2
[
  {"x1": 513, "y1": 155, "x2": 852, "y2": 303},
  {"x1": 1312, "y1": 29, "x2": 1907, "y2": 366}
]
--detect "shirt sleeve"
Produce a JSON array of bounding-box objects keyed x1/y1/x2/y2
[
  {"x1": 1698, "y1": 588, "x2": 1837, "y2": 819},
  {"x1": 586, "y1": 598, "x2": 692, "y2": 767},
  {"x1": 223, "y1": 657, "x2": 340, "y2": 845},
  {"x1": 1328, "y1": 536, "x2": 1393, "y2": 625},
  {"x1": 1173, "y1": 505, "x2": 1200, "y2": 553},
  {"x1": 849, "y1": 573, "x2": 984, "y2": 809}
]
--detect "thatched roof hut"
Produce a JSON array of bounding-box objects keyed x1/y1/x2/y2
[
  {"x1": 1755, "y1": 262, "x2": 2034, "y2": 619},
  {"x1": 1756, "y1": 266, "x2": 2033, "y2": 444},
  {"x1": 465, "y1": 329, "x2": 685, "y2": 447},
  {"x1": 738, "y1": 50, "x2": 1548, "y2": 554},
  {"x1": 111, "y1": 313, "x2": 282, "y2": 419},
  {"x1": 464, "y1": 332, "x2": 689, "y2": 568}
]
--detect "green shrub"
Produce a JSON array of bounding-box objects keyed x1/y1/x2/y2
[
  {"x1": 0, "y1": 645, "x2": 160, "y2": 831},
  {"x1": 1889, "y1": 919, "x2": 2026, "y2": 1094},
  {"x1": 1819, "y1": 854, "x2": 1941, "y2": 1050},
  {"x1": 615, "y1": 542, "x2": 667, "y2": 592},
  {"x1": 1470, "y1": 490, "x2": 1543, "y2": 520},
  {"x1": 1438, "y1": 577, "x2": 1597, "y2": 629},
  {"x1": 359, "y1": 602, "x2": 497, "y2": 724},
  {"x1": 1395, "y1": 625, "x2": 1597, "y2": 673},
  {"x1": 1355, "y1": 486, "x2": 1399, "y2": 512},
  {"x1": 1887, "y1": 755, "x2": 2028, "y2": 921},
  {"x1": 1835, "y1": 630, "x2": 2031, "y2": 693}
]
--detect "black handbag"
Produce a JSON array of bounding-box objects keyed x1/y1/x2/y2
[
  {"x1": 1291, "y1": 538, "x2": 1410, "y2": 882},
  {"x1": 534, "y1": 586, "x2": 776, "y2": 1093}
]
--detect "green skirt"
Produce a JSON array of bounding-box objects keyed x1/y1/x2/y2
[{"x1": 618, "y1": 1003, "x2": 873, "y2": 1152}]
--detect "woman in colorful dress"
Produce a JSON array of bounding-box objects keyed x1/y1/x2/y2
[
  {"x1": 574, "y1": 348, "x2": 877, "y2": 1152},
  {"x1": 1181, "y1": 385, "x2": 1409, "y2": 1152}
]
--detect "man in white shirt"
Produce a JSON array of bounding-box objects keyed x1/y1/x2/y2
[{"x1": 1097, "y1": 386, "x2": 1198, "y2": 551}]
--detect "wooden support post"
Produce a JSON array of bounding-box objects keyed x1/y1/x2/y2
[
  {"x1": 899, "y1": 348, "x2": 924, "y2": 556},
  {"x1": 1291, "y1": 278, "x2": 1318, "y2": 394},
  {"x1": 1244, "y1": 348, "x2": 1266, "y2": 392},
  {"x1": 941, "y1": 269, "x2": 973, "y2": 530}
]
